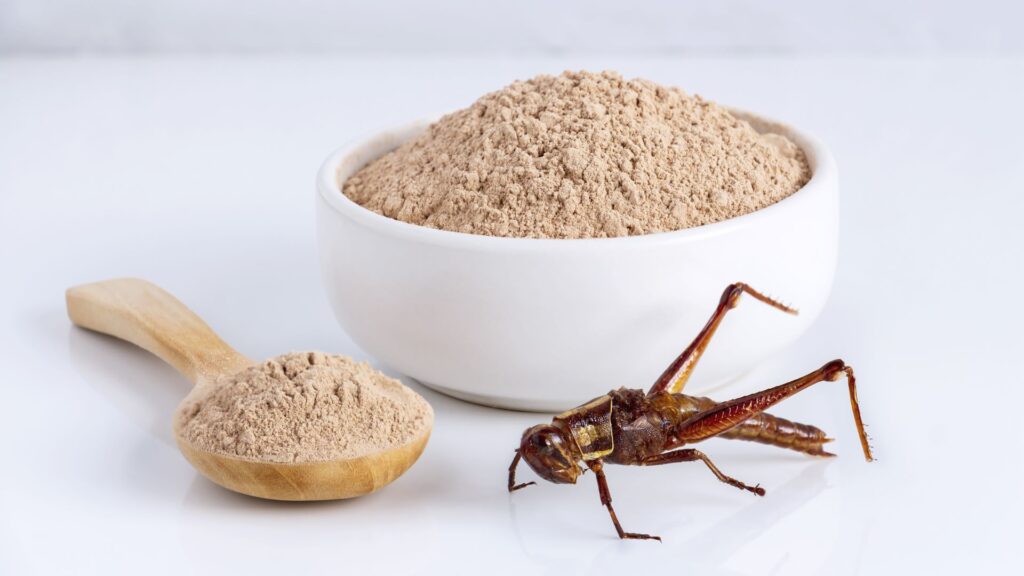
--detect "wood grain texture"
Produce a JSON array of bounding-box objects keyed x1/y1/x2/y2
[
  {"x1": 65, "y1": 278, "x2": 251, "y2": 385},
  {"x1": 66, "y1": 277, "x2": 433, "y2": 501}
]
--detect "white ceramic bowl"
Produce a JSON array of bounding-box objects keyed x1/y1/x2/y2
[{"x1": 316, "y1": 112, "x2": 838, "y2": 411}]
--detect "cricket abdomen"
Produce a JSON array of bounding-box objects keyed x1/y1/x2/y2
[{"x1": 718, "y1": 411, "x2": 834, "y2": 456}]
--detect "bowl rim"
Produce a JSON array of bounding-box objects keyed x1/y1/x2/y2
[{"x1": 316, "y1": 108, "x2": 836, "y2": 251}]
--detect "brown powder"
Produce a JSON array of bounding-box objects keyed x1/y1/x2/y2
[
  {"x1": 177, "y1": 352, "x2": 433, "y2": 463},
  {"x1": 342, "y1": 70, "x2": 811, "y2": 239}
]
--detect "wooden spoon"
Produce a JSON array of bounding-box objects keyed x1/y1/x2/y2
[{"x1": 66, "y1": 278, "x2": 432, "y2": 501}]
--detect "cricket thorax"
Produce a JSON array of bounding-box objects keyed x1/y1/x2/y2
[
  {"x1": 603, "y1": 388, "x2": 682, "y2": 464},
  {"x1": 553, "y1": 394, "x2": 615, "y2": 460}
]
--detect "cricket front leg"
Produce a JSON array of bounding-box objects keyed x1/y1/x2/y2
[
  {"x1": 587, "y1": 460, "x2": 661, "y2": 542},
  {"x1": 508, "y1": 449, "x2": 536, "y2": 492},
  {"x1": 648, "y1": 283, "x2": 797, "y2": 396},
  {"x1": 642, "y1": 448, "x2": 765, "y2": 496}
]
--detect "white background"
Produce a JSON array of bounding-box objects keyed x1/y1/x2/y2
[
  {"x1": 2, "y1": 0, "x2": 1023, "y2": 54},
  {"x1": 2, "y1": 3, "x2": 1023, "y2": 576}
]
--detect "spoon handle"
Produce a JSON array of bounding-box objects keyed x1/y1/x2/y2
[{"x1": 66, "y1": 278, "x2": 252, "y2": 385}]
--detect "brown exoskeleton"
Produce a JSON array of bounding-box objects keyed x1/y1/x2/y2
[{"x1": 508, "y1": 283, "x2": 874, "y2": 541}]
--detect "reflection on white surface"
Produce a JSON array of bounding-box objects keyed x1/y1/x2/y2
[
  {"x1": 507, "y1": 454, "x2": 839, "y2": 575},
  {"x1": 68, "y1": 328, "x2": 185, "y2": 447}
]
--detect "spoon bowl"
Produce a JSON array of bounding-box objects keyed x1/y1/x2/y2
[{"x1": 66, "y1": 278, "x2": 432, "y2": 501}]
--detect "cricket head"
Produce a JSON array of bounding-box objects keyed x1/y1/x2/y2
[{"x1": 519, "y1": 424, "x2": 581, "y2": 484}]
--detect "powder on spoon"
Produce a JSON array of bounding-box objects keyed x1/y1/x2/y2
[
  {"x1": 342, "y1": 70, "x2": 811, "y2": 239},
  {"x1": 177, "y1": 352, "x2": 433, "y2": 463}
]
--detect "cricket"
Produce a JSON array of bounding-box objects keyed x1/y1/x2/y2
[{"x1": 508, "y1": 283, "x2": 874, "y2": 541}]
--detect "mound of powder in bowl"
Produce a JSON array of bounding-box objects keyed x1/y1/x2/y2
[
  {"x1": 342, "y1": 70, "x2": 811, "y2": 239},
  {"x1": 177, "y1": 352, "x2": 433, "y2": 464}
]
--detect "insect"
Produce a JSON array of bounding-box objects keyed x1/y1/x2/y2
[{"x1": 508, "y1": 283, "x2": 874, "y2": 541}]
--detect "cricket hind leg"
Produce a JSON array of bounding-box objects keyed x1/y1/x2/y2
[
  {"x1": 674, "y1": 394, "x2": 837, "y2": 457},
  {"x1": 642, "y1": 448, "x2": 765, "y2": 496},
  {"x1": 587, "y1": 460, "x2": 661, "y2": 542},
  {"x1": 674, "y1": 360, "x2": 874, "y2": 462},
  {"x1": 648, "y1": 283, "x2": 797, "y2": 396}
]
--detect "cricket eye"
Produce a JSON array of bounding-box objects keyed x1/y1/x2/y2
[{"x1": 536, "y1": 430, "x2": 561, "y2": 453}]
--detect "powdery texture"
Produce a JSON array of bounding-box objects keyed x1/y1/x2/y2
[
  {"x1": 342, "y1": 70, "x2": 811, "y2": 239},
  {"x1": 178, "y1": 352, "x2": 433, "y2": 463}
]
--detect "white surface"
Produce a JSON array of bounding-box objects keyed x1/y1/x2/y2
[
  {"x1": 317, "y1": 116, "x2": 838, "y2": 410},
  {"x1": 2, "y1": 1, "x2": 1023, "y2": 55},
  {"x1": 1, "y1": 56, "x2": 1022, "y2": 575}
]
